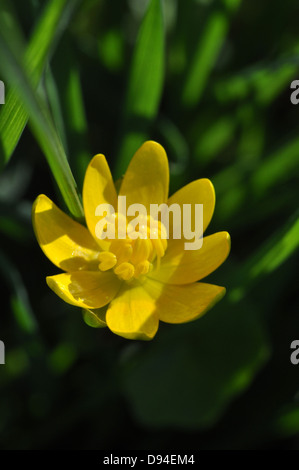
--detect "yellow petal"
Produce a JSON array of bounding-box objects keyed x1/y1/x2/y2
[
  {"x1": 149, "y1": 232, "x2": 231, "y2": 284},
  {"x1": 106, "y1": 283, "x2": 159, "y2": 340},
  {"x1": 83, "y1": 154, "x2": 118, "y2": 250},
  {"x1": 167, "y1": 178, "x2": 215, "y2": 239},
  {"x1": 119, "y1": 141, "x2": 169, "y2": 212},
  {"x1": 32, "y1": 194, "x2": 100, "y2": 271},
  {"x1": 144, "y1": 279, "x2": 226, "y2": 324},
  {"x1": 46, "y1": 271, "x2": 121, "y2": 309}
]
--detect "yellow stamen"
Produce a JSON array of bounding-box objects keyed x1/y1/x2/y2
[
  {"x1": 114, "y1": 262, "x2": 135, "y2": 281},
  {"x1": 160, "y1": 237, "x2": 168, "y2": 251},
  {"x1": 151, "y1": 238, "x2": 165, "y2": 258},
  {"x1": 98, "y1": 251, "x2": 117, "y2": 271},
  {"x1": 97, "y1": 214, "x2": 168, "y2": 280},
  {"x1": 110, "y1": 239, "x2": 133, "y2": 264},
  {"x1": 131, "y1": 238, "x2": 152, "y2": 264},
  {"x1": 134, "y1": 260, "x2": 151, "y2": 277},
  {"x1": 158, "y1": 221, "x2": 168, "y2": 240}
]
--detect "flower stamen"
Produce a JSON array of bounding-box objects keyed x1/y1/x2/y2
[
  {"x1": 114, "y1": 262, "x2": 135, "y2": 281},
  {"x1": 98, "y1": 251, "x2": 117, "y2": 271}
]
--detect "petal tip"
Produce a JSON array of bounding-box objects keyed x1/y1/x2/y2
[
  {"x1": 32, "y1": 194, "x2": 54, "y2": 219},
  {"x1": 107, "y1": 326, "x2": 158, "y2": 341},
  {"x1": 89, "y1": 153, "x2": 106, "y2": 168},
  {"x1": 46, "y1": 275, "x2": 55, "y2": 289},
  {"x1": 143, "y1": 140, "x2": 165, "y2": 151},
  {"x1": 218, "y1": 231, "x2": 231, "y2": 264},
  {"x1": 139, "y1": 140, "x2": 168, "y2": 163},
  {"x1": 224, "y1": 231, "x2": 231, "y2": 249}
]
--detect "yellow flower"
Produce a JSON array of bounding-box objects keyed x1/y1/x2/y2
[{"x1": 32, "y1": 141, "x2": 230, "y2": 340}]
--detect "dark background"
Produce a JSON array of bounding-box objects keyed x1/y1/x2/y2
[{"x1": 0, "y1": 0, "x2": 298, "y2": 450}]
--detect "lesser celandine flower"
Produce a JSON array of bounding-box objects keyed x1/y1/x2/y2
[{"x1": 32, "y1": 141, "x2": 230, "y2": 340}]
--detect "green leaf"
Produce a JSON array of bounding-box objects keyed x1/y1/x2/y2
[
  {"x1": 121, "y1": 298, "x2": 269, "y2": 429},
  {"x1": 182, "y1": 0, "x2": 240, "y2": 107},
  {"x1": 214, "y1": 49, "x2": 299, "y2": 104},
  {"x1": 49, "y1": 343, "x2": 77, "y2": 375},
  {"x1": 248, "y1": 213, "x2": 299, "y2": 279},
  {"x1": 82, "y1": 308, "x2": 108, "y2": 329},
  {"x1": 155, "y1": 116, "x2": 189, "y2": 192},
  {"x1": 213, "y1": 134, "x2": 299, "y2": 225},
  {"x1": 44, "y1": 65, "x2": 68, "y2": 152},
  {"x1": 0, "y1": 0, "x2": 80, "y2": 168},
  {"x1": 194, "y1": 115, "x2": 236, "y2": 165},
  {"x1": 252, "y1": 136, "x2": 299, "y2": 197},
  {"x1": 51, "y1": 38, "x2": 90, "y2": 189},
  {"x1": 114, "y1": 0, "x2": 165, "y2": 177},
  {"x1": 274, "y1": 406, "x2": 299, "y2": 438},
  {"x1": 0, "y1": 26, "x2": 84, "y2": 219},
  {"x1": 229, "y1": 211, "x2": 299, "y2": 302}
]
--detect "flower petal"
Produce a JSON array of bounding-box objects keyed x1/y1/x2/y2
[
  {"x1": 144, "y1": 279, "x2": 226, "y2": 324},
  {"x1": 167, "y1": 178, "x2": 215, "y2": 238},
  {"x1": 46, "y1": 270, "x2": 121, "y2": 309},
  {"x1": 83, "y1": 154, "x2": 118, "y2": 250},
  {"x1": 32, "y1": 194, "x2": 100, "y2": 271},
  {"x1": 119, "y1": 141, "x2": 169, "y2": 212},
  {"x1": 149, "y1": 231, "x2": 231, "y2": 284},
  {"x1": 106, "y1": 283, "x2": 159, "y2": 340}
]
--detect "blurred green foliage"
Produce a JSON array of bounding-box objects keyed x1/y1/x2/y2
[{"x1": 0, "y1": 0, "x2": 298, "y2": 450}]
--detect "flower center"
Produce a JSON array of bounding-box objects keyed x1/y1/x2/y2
[{"x1": 98, "y1": 214, "x2": 167, "y2": 281}]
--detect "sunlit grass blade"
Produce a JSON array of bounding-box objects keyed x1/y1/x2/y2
[
  {"x1": 114, "y1": 0, "x2": 165, "y2": 177},
  {"x1": 0, "y1": 0, "x2": 80, "y2": 167},
  {"x1": 182, "y1": 0, "x2": 241, "y2": 108},
  {"x1": 0, "y1": 32, "x2": 84, "y2": 219}
]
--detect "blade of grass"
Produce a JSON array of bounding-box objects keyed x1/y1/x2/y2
[
  {"x1": 194, "y1": 115, "x2": 236, "y2": 166},
  {"x1": 0, "y1": 0, "x2": 26, "y2": 56},
  {"x1": 0, "y1": 250, "x2": 37, "y2": 334},
  {"x1": 51, "y1": 38, "x2": 90, "y2": 190},
  {"x1": 229, "y1": 211, "x2": 299, "y2": 302},
  {"x1": 44, "y1": 65, "x2": 69, "y2": 152},
  {"x1": 213, "y1": 133, "x2": 299, "y2": 224},
  {"x1": 252, "y1": 136, "x2": 299, "y2": 197},
  {"x1": 114, "y1": 0, "x2": 165, "y2": 177},
  {"x1": 182, "y1": 0, "x2": 241, "y2": 108},
  {"x1": 155, "y1": 116, "x2": 188, "y2": 191},
  {"x1": 0, "y1": 31, "x2": 84, "y2": 219},
  {"x1": 0, "y1": 0, "x2": 80, "y2": 167},
  {"x1": 214, "y1": 47, "x2": 299, "y2": 104}
]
